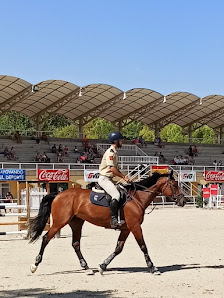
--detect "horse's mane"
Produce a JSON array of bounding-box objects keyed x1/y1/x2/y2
[{"x1": 125, "y1": 172, "x2": 169, "y2": 191}]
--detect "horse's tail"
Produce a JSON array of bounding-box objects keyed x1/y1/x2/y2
[{"x1": 27, "y1": 192, "x2": 57, "y2": 243}]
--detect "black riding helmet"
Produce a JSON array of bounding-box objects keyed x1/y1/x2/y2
[{"x1": 108, "y1": 132, "x2": 124, "y2": 143}]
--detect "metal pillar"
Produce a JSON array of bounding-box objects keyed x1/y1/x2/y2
[
  {"x1": 155, "y1": 123, "x2": 160, "y2": 137},
  {"x1": 188, "y1": 125, "x2": 192, "y2": 143},
  {"x1": 79, "y1": 118, "x2": 84, "y2": 139},
  {"x1": 36, "y1": 115, "x2": 41, "y2": 137},
  {"x1": 219, "y1": 127, "x2": 223, "y2": 145},
  {"x1": 118, "y1": 121, "x2": 123, "y2": 133}
]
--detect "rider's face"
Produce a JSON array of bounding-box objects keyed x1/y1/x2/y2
[{"x1": 118, "y1": 140, "x2": 122, "y2": 148}]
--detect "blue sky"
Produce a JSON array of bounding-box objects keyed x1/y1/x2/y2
[{"x1": 0, "y1": 0, "x2": 224, "y2": 97}]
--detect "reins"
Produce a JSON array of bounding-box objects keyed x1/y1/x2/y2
[{"x1": 126, "y1": 178, "x2": 180, "y2": 214}]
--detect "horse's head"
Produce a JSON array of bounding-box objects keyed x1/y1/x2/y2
[{"x1": 159, "y1": 170, "x2": 187, "y2": 207}]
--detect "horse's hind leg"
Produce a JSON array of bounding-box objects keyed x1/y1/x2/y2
[
  {"x1": 69, "y1": 216, "x2": 89, "y2": 270},
  {"x1": 31, "y1": 214, "x2": 71, "y2": 273},
  {"x1": 99, "y1": 229, "x2": 130, "y2": 274}
]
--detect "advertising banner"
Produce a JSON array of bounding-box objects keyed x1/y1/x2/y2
[
  {"x1": 0, "y1": 169, "x2": 25, "y2": 181},
  {"x1": 203, "y1": 188, "x2": 210, "y2": 199},
  {"x1": 210, "y1": 184, "x2": 218, "y2": 195},
  {"x1": 151, "y1": 165, "x2": 169, "y2": 174},
  {"x1": 180, "y1": 171, "x2": 196, "y2": 182},
  {"x1": 84, "y1": 169, "x2": 100, "y2": 182},
  {"x1": 204, "y1": 171, "x2": 224, "y2": 182},
  {"x1": 38, "y1": 169, "x2": 69, "y2": 182}
]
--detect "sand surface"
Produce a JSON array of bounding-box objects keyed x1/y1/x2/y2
[{"x1": 1, "y1": 208, "x2": 224, "y2": 298}]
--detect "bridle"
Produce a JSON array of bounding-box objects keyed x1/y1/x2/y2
[{"x1": 128, "y1": 177, "x2": 183, "y2": 211}]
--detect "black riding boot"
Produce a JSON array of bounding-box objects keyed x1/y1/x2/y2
[{"x1": 110, "y1": 199, "x2": 120, "y2": 229}]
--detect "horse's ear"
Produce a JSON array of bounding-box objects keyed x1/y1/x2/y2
[{"x1": 170, "y1": 170, "x2": 174, "y2": 178}]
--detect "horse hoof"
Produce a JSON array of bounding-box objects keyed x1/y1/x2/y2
[
  {"x1": 85, "y1": 268, "x2": 95, "y2": 275},
  {"x1": 150, "y1": 266, "x2": 161, "y2": 275},
  {"x1": 30, "y1": 264, "x2": 37, "y2": 273},
  {"x1": 98, "y1": 265, "x2": 105, "y2": 275}
]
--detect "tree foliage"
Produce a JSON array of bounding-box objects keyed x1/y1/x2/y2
[
  {"x1": 0, "y1": 111, "x2": 35, "y2": 135},
  {"x1": 139, "y1": 125, "x2": 155, "y2": 141},
  {"x1": 192, "y1": 125, "x2": 216, "y2": 144},
  {"x1": 52, "y1": 124, "x2": 79, "y2": 138},
  {"x1": 84, "y1": 118, "x2": 115, "y2": 139},
  {"x1": 123, "y1": 121, "x2": 144, "y2": 139},
  {"x1": 160, "y1": 124, "x2": 186, "y2": 143}
]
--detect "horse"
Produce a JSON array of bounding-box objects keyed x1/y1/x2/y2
[{"x1": 27, "y1": 171, "x2": 186, "y2": 275}]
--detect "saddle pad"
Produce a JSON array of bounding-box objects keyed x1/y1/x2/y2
[{"x1": 90, "y1": 191, "x2": 110, "y2": 207}]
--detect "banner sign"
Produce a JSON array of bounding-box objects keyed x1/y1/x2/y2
[
  {"x1": 180, "y1": 171, "x2": 196, "y2": 182},
  {"x1": 210, "y1": 184, "x2": 218, "y2": 195},
  {"x1": 0, "y1": 169, "x2": 25, "y2": 181},
  {"x1": 203, "y1": 188, "x2": 210, "y2": 199},
  {"x1": 205, "y1": 171, "x2": 224, "y2": 182},
  {"x1": 151, "y1": 165, "x2": 169, "y2": 174},
  {"x1": 84, "y1": 169, "x2": 100, "y2": 182},
  {"x1": 38, "y1": 169, "x2": 69, "y2": 182}
]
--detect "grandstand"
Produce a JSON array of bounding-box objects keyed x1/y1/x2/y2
[{"x1": 0, "y1": 136, "x2": 223, "y2": 166}]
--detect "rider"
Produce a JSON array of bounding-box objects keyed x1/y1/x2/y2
[{"x1": 98, "y1": 132, "x2": 130, "y2": 229}]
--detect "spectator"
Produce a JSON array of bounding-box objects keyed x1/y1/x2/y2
[
  {"x1": 40, "y1": 133, "x2": 49, "y2": 144},
  {"x1": 57, "y1": 151, "x2": 64, "y2": 162},
  {"x1": 83, "y1": 135, "x2": 87, "y2": 143},
  {"x1": 159, "y1": 152, "x2": 167, "y2": 163},
  {"x1": 213, "y1": 160, "x2": 218, "y2": 170},
  {"x1": 74, "y1": 146, "x2": 79, "y2": 153},
  {"x1": 4, "y1": 192, "x2": 13, "y2": 203},
  {"x1": 13, "y1": 131, "x2": 22, "y2": 143},
  {"x1": 58, "y1": 144, "x2": 63, "y2": 152},
  {"x1": 31, "y1": 133, "x2": 40, "y2": 144},
  {"x1": 154, "y1": 136, "x2": 163, "y2": 148},
  {"x1": 134, "y1": 138, "x2": 140, "y2": 145},
  {"x1": 193, "y1": 145, "x2": 198, "y2": 156},
  {"x1": 218, "y1": 160, "x2": 222, "y2": 170},
  {"x1": 35, "y1": 152, "x2": 42, "y2": 162},
  {"x1": 51, "y1": 144, "x2": 57, "y2": 153},
  {"x1": 188, "y1": 145, "x2": 193, "y2": 157},
  {"x1": 8, "y1": 147, "x2": 16, "y2": 160},
  {"x1": 174, "y1": 156, "x2": 180, "y2": 165},
  {"x1": 42, "y1": 152, "x2": 50, "y2": 163},
  {"x1": 139, "y1": 136, "x2": 147, "y2": 147},
  {"x1": 64, "y1": 145, "x2": 69, "y2": 156},
  {"x1": 3, "y1": 147, "x2": 9, "y2": 158}
]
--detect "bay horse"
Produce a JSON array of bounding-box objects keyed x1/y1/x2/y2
[{"x1": 27, "y1": 171, "x2": 186, "y2": 275}]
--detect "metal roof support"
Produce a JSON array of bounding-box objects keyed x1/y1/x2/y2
[
  {"x1": 115, "y1": 95, "x2": 164, "y2": 124},
  {"x1": 155, "y1": 123, "x2": 160, "y2": 137},
  {"x1": 79, "y1": 118, "x2": 84, "y2": 139},
  {"x1": 118, "y1": 121, "x2": 123, "y2": 133},
  {"x1": 188, "y1": 125, "x2": 192, "y2": 143},
  {"x1": 32, "y1": 87, "x2": 80, "y2": 122},
  {"x1": 75, "y1": 92, "x2": 124, "y2": 125},
  {"x1": 0, "y1": 85, "x2": 31, "y2": 113}
]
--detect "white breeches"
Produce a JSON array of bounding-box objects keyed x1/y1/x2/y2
[{"x1": 98, "y1": 175, "x2": 120, "y2": 201}]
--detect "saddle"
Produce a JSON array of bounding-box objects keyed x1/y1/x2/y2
[{"x1": 89, "y1": 183, "x2": 128, "y2": 208}]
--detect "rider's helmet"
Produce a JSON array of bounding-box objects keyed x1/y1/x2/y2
[{"x1": 108, "y1": 132, "x2": 124, "y2": 144}]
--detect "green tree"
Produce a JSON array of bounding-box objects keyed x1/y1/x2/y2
[
  {"x1": 160, "y1": 123, "x2": 185, "y2": 143},
  {"x1": 139, "y1": 125, "x2": 155, "y2": 141},
  {"x1": 41, "y1": 114, "x2": 71, "y2": 132},
  {"x1": 52, "y1": 124, "x2": 79, "y2": 138},
  {"x1": 192, "y1": 125, "x2": 216, "y2": 144},
  {"x1": 84, "y1": 118, "x2": 115, "y2": 139},
  {"x1": 123, "y1": 121, "x2": 144, "y2": 139},
  {"x1": 0, "y1": 111, "x2": 35, "y2": 135}
]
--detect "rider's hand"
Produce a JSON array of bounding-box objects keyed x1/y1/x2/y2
[{"x1": 123, "y1": 176, "x2": 130, "y2": 183}]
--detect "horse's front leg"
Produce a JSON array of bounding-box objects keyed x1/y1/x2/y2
[
  {"x1": 131, "y1": 225, "x2": 160, "y2": 274},
  {"x1": 99, "y1": 229, "x2": 130, "y2": 274}
]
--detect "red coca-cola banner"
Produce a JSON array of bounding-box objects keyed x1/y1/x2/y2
[
  {"x1": 210, "y1": 184, "x2": 218, "y2": 195},
  {"x1": 205, "y1": 171, "x2": 224, "y2": 182},
  {"x1": 203, "y1": 188, "x2": 210, "y2": 199},
  {"x1": 38, "y1": 169, "x2": 69, "y2": 182}
]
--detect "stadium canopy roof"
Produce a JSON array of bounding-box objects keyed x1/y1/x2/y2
[{"x1": 1, "y1": 75, "x2": 224, "y2": 131}]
